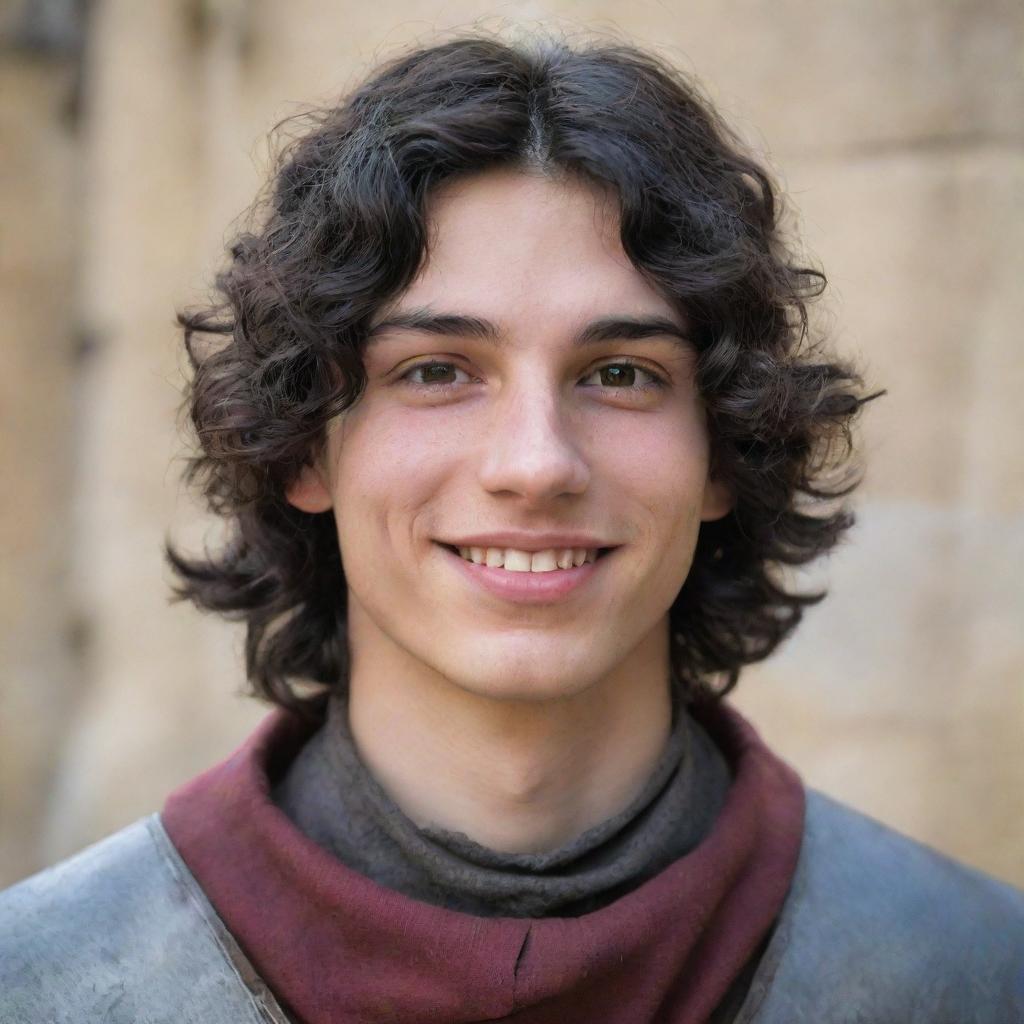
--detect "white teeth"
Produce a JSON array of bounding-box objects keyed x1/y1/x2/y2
[
  {"x1": 529, "y1": 550, "x2": 559, "y2": 572},
  {"x1": 503, "y1": 550, "x2": 532, "y2": 572},
  {"x1": 454, "y1": 545, "x2": 600, "y2": 571}
]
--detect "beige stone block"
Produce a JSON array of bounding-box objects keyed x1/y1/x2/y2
[
  {"x1": 0, "y1": 53, "x2": 78, "y2": 886},
  {"x1": 783, "y1": 150, "x2": 1024, "y2": 511},
  {"x1": 647, "y1": 0, "x2": 1024, "y2": 157}
]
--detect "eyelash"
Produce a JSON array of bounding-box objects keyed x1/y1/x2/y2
[{"x1": 398, "y1": 359, "x2": 668, "y2": 395}]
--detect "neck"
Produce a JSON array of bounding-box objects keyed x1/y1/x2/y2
[{"x1": 345, "y1": 611, "x2": 674, "y2": 855}]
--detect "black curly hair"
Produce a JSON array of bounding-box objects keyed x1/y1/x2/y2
[{"x1": 167, "y1": 34, "x2": 882, "y2": 716}]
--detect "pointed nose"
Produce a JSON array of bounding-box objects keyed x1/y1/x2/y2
[{"x1": 476, "y1": 384, "x2": 590, "y2": 503}]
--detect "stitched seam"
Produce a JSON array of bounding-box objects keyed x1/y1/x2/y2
[
  {"x1": 145, "y1": 814, "x2": 293, "y2": 1024},
  {"x1": 511, "y1": 925, "x2": 532, "y2": 1011}
]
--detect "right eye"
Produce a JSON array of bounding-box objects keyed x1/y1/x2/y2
[{"x1": 399, "y1": 361, "x2": 474, "y2": 391}]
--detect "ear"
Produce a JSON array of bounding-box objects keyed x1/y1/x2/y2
[
  {"x1": 285, "y1": 461, "x2": 333, "y2": 514},
  {"x1": 699, "y1": 476, "x2": 734, "y2": 522}
]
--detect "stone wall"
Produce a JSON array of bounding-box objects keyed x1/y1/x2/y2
[{"x1": 1, "y1": 0, "x2": 1021, "y2": 887}]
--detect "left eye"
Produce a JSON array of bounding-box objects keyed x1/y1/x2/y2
[{"x1": 580, "y1": 363, "x2": 664, "y2": 390}]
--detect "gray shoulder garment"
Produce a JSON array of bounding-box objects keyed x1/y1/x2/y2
[
  {"x1": 1, "y1": 792, "x2": 1023, "y2": 1022},
  {"x1": 0, "y1": 814, "x2": 290, "y2": 1024}
]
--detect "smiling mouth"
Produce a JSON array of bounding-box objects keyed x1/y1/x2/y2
[{"x1": 434, "y1": 544, "x2": 610, "y2": 569}]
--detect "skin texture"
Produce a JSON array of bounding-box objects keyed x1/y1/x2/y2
[{"x1": 286, "y1": 168, "x2": 732, "y2": 853}]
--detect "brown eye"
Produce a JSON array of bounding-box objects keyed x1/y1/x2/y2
[
  {"x1": 600, "y1": 365, "x2": 636, "y2": 387},
  {"x1": 418, "y1": 363, "x2": 457, "y2": 385},
  {"x1": 581, "y1": 361, "x2": 666, "y2": 391},
  {"x1": 399, "y1": 361, "x2": 471, "y2": 390}
]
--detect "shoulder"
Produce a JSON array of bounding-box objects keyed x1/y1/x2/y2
[
  {"x1": 740, "y1": 788, "x2": 1024, "y2": 1023},
  {"x1": 0, "y1": 815, "x2": 289, "y2": 1024}
]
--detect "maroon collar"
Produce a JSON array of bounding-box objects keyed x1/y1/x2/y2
[{"x1": 162, "y1": 698, "x2": 805, "y2": 1024}]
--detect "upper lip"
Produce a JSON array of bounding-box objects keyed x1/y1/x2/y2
[{"x1": 437, "y1": 532, "x2": 617, "y2": 552}]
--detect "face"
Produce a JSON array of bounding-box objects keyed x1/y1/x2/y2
[{"x1": 287, "y1": 167, "x2": 731, "y2": 703}]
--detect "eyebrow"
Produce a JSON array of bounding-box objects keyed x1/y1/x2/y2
[{"x1": 364, "y1": 307, "x2": 694, "y2": 349}]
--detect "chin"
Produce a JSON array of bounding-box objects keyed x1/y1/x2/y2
[{"x1": 436, "y1": 646, "x2": 607, "y2": 704}]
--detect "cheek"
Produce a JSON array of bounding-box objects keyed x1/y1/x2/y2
[
  {"x1": 592, "y1": 409, "x2": 710, "y2": 517},
  {"x1": 591, "y1": 413, "x2": 710, "y2": 610},
  {"x1": 331, "y1": 406, "x2": 462, "y2": 554}
]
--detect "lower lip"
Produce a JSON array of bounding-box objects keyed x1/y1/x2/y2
[{"x1": 436, "y1": 544, "x2": 614, "y2": 604}]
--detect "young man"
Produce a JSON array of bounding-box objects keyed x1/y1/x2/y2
[{"x1": 2, "y1": 34, "x2": 1023, "y2": 1024}]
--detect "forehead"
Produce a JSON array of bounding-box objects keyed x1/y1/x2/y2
[{"x1": 381, "y1": 167, "x2": 681, "y2": 329}]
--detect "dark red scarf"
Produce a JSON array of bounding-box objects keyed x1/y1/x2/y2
[{"x1": 162, "y1": 698, "x2": 805, "y2": 1023}]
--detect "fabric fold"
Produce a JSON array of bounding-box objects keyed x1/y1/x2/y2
[{"x1": 272, "y1": 684, "x2": 733, "y2": 917}]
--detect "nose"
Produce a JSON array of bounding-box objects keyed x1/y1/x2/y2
[{"x1": 476, "y1": 377, "x2": 590, "y2": 503}]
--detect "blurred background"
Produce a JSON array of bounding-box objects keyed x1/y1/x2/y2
[{"x1": 1, "y1": 0, "x2": 1021, "y2": 889}]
